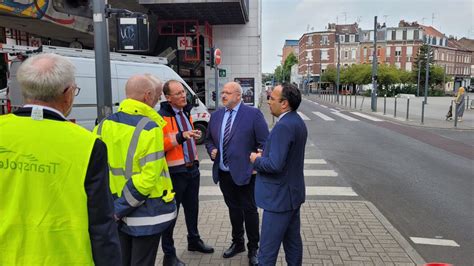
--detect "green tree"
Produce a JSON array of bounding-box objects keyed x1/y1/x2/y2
[
  {"x1": 378, "y1": 64, "x2": 401, "y2": 89},
  {"x1": 282, "y1": 53, "x2": 298, "y2": 82},
  {"x1": 412, "y1": 44, "x2": 443, "y2": 95},
  {"x1": 274, "y1": 65, "x2": 283, "y2": 83},
  {"x1": 321, "y1": 65, "x2": 337, "y2": 84}
]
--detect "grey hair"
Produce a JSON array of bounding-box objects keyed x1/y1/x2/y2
[
  {"x1": 234, "y1": 83, "x2": 243, "y2": 95},
  {"x1": 17, "y1": 53, "x2": 75, "y2": 102}
]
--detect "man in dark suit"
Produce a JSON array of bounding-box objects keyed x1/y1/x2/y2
[
  {"x1": 250, "y1": 83, "x2": 307, "y2": 265},
  {"x1": 205, "y1": 81, "x2": 269, "y2": 265}
]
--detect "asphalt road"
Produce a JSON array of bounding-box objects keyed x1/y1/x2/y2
[{"x1": 297, "y1": 98, "x2": 473, "y2": 265}]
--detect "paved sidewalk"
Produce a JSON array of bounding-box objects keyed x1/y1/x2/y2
[
  {"x1": 306, "y1": 93, "x2": 474, "y2": 130},
  {"x1": 155, "y1": 200, "x2": 424, "y2": 265}
]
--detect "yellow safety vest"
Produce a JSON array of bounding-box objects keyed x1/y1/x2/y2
[{"x1": 0, "y1": 113, "x2": 96, "y2": 265}]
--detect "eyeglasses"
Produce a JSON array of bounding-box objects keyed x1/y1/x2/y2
[{"x1": 63, "y1": 85, "x2": 81, "y2": 96}]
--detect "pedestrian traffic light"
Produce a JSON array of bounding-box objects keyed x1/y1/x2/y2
[
  {"x1": 212, "y1": 91, "x2": 216, "y2": 102},
  {"x1": 206, "y1": 47, "x2": 215, "y2": 68}
]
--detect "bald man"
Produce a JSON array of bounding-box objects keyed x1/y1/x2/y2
[
  {"x1": 94, "y1": 75, "x2": 177, "y2": 266},
  {"x1": 205, "y1": 82, "x2": 269, "y2": 265}
]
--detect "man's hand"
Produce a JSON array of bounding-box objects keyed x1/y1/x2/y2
[
  {"x1": 210, "y1": 148, "x2": 218, "y2": 160},
  {"x1": 183, "y1": 130, "x2": 201, "y2": 140},
  {"x1": 249, "y1": 152, "x2": 261, "y2": 163}
]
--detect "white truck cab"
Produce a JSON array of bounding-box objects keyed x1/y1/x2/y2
[{"x1": 2, "y1": 45, "x2": 210, "y2": 144}]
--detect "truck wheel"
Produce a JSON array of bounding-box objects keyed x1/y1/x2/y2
[{"x1": 193, "y1": 123, "x2": 207, "y2": 145}]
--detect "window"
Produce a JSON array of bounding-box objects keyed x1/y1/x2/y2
[
  {"x1": 321, "y1": 50, "x2": 329, "y2": 60},
  {"x1": 339, "y1": 35, "x2": 344, "y2": 43},
  {"x1": 406, "y1": 62, "x2": 412, "y2": 71},
  {"x1": 441, "y1": 53, "x2": 445, "y2": 61},
  {"x1": 350, "y1": 34, "x2": 355, "y2": 43},
  {"x1": 414, "y1": 30, "x2": 419, "y2": 40},
  {"x1": 396, "y1": 30, "x2": 403, "y2": 40},
  {"x1": 363, "y1": 47, "x2": 367, "y2": 57},
  {"x1": 345, "y1": 35, "x2": 349, "y2": 42},
  {"x1": 391, "y1": 30, "x2": 396, "y2": 40},
  {"x1": 406, "y1": 46, "x2": 413, "y2": 56},
  {"x1": 351, "y1": 49, "x2": 356, "y2": 59},
  {"x1": 355, "y1": 34, "x2": 359, "y2": 42},
  {"x1": 407, "y1": 30, "x2": 414, "y2": 40},
  {"x1": 395, "y1": 46, "x2": 402, "y2": 56},
  {"x1": 307, "y1": 36, "x2": 313, "y2": 46},
  {"x1": 344, "y1": 50, "x2": 349, "y2": 59},
  {"x1": 395, "y1": 62, "x2": 401, "y2": 69},
  {"x1": 386, "y1": 47, "x2": 391, "y2": 56},
  {"x1": 306, "y1": 51, "x2": 313, "y2": 62},
  {"x1": 403, "y1": 30, "x2": 407, "y2": 40},
  {"x1": 321, "y1": 35, "x2": 329, "y2": 45}
]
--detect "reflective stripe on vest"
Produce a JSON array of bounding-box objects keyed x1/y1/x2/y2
[{"x1": 122, "y1": 209, "x2": 177, "y2": 226}]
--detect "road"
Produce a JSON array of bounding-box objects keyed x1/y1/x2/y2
[{"x1": 295, "y1": 98, "x2": 473, "y2": 265}]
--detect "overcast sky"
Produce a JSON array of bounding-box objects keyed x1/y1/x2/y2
[{"x1": 262, "y1": 0, "x2": 474, "y2": 73}]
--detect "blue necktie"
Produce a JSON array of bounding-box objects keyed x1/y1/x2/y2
[
  {"x1": 178, "y1": 111, "x2": 195, "y2": 163},
  {"x1": 222, "y1": 109, "x2": 233, "y2": 167}
]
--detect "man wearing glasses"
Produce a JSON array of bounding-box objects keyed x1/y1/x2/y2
[
  {"x1": 159, "y1": 80, "x2": 214, "y2": 266},
  {"x1": 0, "y1": 53, "x2": 121, "y2": 265}
]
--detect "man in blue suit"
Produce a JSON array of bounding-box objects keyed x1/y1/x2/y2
[
  {"x1": 250, "y1": 83, "x2": 307, "y2": 265},
  {"x1": 205, "y1": 81, "x2": 269, "y2": 265}
]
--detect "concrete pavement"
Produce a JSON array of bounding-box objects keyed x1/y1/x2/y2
[{"x1": 153, "y1": 95, "x2": 427, "y2": 265}]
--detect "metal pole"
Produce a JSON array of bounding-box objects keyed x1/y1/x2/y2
[
  {"x1": 443, "y1": 64, "x2": 446, "y2": 92},
  {"x1": 424, "y1": 44, "x2": 430, "y2": 104},
  {"x1": 345, "y1": 94, "x2": 347, "y2": 107},
  {"x1": 467, "y1": 96, "x2": 470, "y2": 110},
  {"x1": 454, "y1": 101, "x2": 458, "y2": 127},
  {"x1": 355, "y1": 95, "x2": 357, "y2": 109},
  {"x1": 93, "y1": 0, "x2": 113, "y2": 122},
  {"x1": 319, "y1": 49, "x2": 322, "y2": 97},
  {"x1": 394, "y1": 96, "x2": 397, "y2": 117},
  {"x1": 350, "y1": 94, "x2": 352, "y2": 108},
  {"x1": 421, "y1": 101, "x2": 425, "y2": 124},
  {"x1": 417, "y1": 58, "x2": 421, "y2": 97},
  {"x1": 406, "y1": 98, "x2": 410, "y2": 121},
  {"x1": 336, "y1": 34, "x2": 341, "y2": 103},
  {"x1": 371, "y1": 16, "x2": 378, "y2": 112},
  {"x1": 383, "y1": 94, "x2": 386, "y2": 115},
  {"x1": 214, "y1": 65, "x2": 219, "y2": 110}
]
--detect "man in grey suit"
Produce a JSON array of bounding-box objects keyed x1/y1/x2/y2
[{"x1": 250, "y1": 83, "x2": 307, "y2": 265}]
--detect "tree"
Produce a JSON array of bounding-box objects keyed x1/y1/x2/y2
[
  {"x1": 378, "y1": 64, "x2": 400, "y2": 89},
  {"x1": 412, "y1": 44, "x2": 440, "y2": 95},
  {"x1": 282, "y1": 53, "x2": 298, "y2": 82},
  {"x1": 274, "y1": 65, "x2": 283, "y2": 83},
  {"x1": 321, "y1": 65, "x2": 337, "y2": 84}
]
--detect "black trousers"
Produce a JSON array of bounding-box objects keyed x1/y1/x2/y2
[
  {"x1": 162, "y1": 164, "x2": 201, "y2": 256},
  {"x1": 219, "y1": 170, "x2": 259, "y2": 250},
  {"x1": 119, "y1": 230, "x2": 161, "y2": 266}
]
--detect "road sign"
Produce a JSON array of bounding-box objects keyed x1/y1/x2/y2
[
  {"x1": 219, "y1": 68, "x2": 226, "y2": 77},
  {"x1": 214, "y1": 48, "x2": 221, "y2": 65}
]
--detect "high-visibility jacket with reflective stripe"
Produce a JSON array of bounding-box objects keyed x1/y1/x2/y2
[
  {"x1": 158, "y1": 101, "x2": 199, "y2": 173},
  {"x1": 0, "y1": 113, "x2": 96, "y2": 265},
  {"x1": 94, "y1": 99, "x2": 177, "y2": 236}
]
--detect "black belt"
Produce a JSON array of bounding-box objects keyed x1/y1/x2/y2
[{"x1": 185, "y1": 161, "x2": 197, "y2": 168}]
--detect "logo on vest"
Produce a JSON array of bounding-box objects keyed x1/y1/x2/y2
[{"x1": 0, "y1": 147, "x2": 60, "y2": 174}]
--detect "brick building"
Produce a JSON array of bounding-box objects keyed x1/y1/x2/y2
[{"x1": 281, "y1": 39, "x2": 299, "y2": 64}]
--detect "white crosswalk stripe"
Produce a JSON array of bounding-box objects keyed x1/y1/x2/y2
[
  {"x1": 351, "y1": 112, "x2": 384, "y2": 121},
  {"x1": 410, "y1": 237, "x2": 460, "y2": 247},
  {"x1": 331, "y1": 111, "x2": 359, "y2": 121},
  {"x1": 319, "y1": 104, "x2": 328, "y2": 108},
  {"x1": 297, "y1": 111, "x2": 311, "y2": 120},
  {"x1": 312, "y1": 112, "x2": 335, "y2": 121},
  {"x1": 200, "y1": 169, "x2": 337, "y2": 177},
  {"x1": 199, "y1": 186, "x2": 358, "y2": 196}
]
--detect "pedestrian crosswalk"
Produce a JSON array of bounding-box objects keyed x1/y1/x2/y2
[
  {"x1": 198, "y1": 158, "x2": 358, "y2": 198},
  {"x1": 295, "y1": 110, "x2": 383, "y2": 122}
]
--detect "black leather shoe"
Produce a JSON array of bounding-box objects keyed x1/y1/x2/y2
[
  {"x1": 187, "y1": 239, "x2": 214, "y2": 253},
  {"x1": 163, "y1": 255, "x2": 186, "y2": 266},
  {"x1": 248, "y1": 249, "x2": 258, "y2": 266},
  {"x1": 223, "y1": 242, "x2": 245, "y2": 258}
]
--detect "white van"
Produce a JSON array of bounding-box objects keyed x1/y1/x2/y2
[{"x1": 4, "y1": 45, "x2": 210, "y2": 144}]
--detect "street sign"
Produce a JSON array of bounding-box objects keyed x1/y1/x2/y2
[
  {"x1": 214, "y1": 48, "x2": 221, "y2": 65},
  {"x1": 219, "y1": 68, "x2": 226, "y2": 77}
]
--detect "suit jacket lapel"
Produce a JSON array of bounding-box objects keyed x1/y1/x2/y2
[
  {"x1": 216, "y1": 108, "x2": 226, "y2": 141},
  {"x1": 228, "y1": 104, "x2": 245, "y2": 141}
]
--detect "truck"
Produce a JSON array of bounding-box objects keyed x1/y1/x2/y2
[{"x1": 1, "y1": 44, "x2": 210, "y2": 144}]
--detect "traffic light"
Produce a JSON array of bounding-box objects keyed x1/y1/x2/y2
[
  {"x1": 205, "y1": 47, "x2": 215, "y2": 68},
  {"x1": 212, "y1": 91, "x2": 216, "y2": 102}
]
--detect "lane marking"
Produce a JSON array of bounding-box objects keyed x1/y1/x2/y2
[
  {"x1": 319, "y1": 104, "x2": 328, "y2": 108},
  {"x1": 200, "y1": 169, "x2": 337, "y2": 177},
  {"x1": 331, "y1": 112, "x2": 359, "y2": 121},
  {"x1": 313, "y1": 112, "x2": 335, "y2": 121},
  {"x1": 410, "y1": 237, "x2": 460, "y2": 247},
  {"x1": 202, "y1": 159, "x2": 327, "y2": 164},
  {"x1": 298, "y1": 111, "x2": 311, "y2": 120},
  {"x1": 351, "y1": 112, "x2": 384, "y2": 121},
  {"x1": 329, "y1": 108, "x2": 339, "y2": 112},
  {"x1": 199, "y1": 186, "x2": 358, "y2": 196}
]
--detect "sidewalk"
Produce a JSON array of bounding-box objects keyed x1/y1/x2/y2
[
  {"x1": 154, "y1": 95, "x2": 425, "y2": 265},
  {"x1": 306, "y1": 93, "x2": 474, "y2": 130},
  {"x1": 155, "y1": 201, "x2": 425, "y2": 265}
]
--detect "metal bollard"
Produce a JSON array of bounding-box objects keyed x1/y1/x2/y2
[
  {"x1": 394, "y1": 96, "x2": 397, "y2": 118},
  {"x1": 355, "y1": 95, "x2": 357, "y2": 110},
  {"x1": 466, "y1": 96, "x2": 470, "y2": 110},
  {"x1": 384, "y1": 95, "x2": 387, "y2": 115},
  {"x1": 454, "y1": 101, "x2": 458, "y2": 128},
  {"x1": 350, "y1": 95, "x2": 352, "y2": 108},
  {"x1": 406, "y1": 98, "x2": 410, "y2": 121},
  {"x1": 421, "y1": 101, "x2": 425, "y2": 124},
  {"x1": 345, "y1": 94, "x2": 347, "y2": 107}
]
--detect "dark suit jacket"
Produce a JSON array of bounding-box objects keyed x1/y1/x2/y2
[
  {"x1": 205, "y1": 103, "x2": 269, "y2": 185},
  {"x1": 253, "y1": 111, "x2": 308, "y2": 212}
]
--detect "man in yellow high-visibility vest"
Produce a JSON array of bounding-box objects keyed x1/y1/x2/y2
[
  {"x1": 94, "y1": 74, "x2": 177, "y2": 266},
  {"x1": 0, "y1": 53, "x2": 121, "y2": 265}
]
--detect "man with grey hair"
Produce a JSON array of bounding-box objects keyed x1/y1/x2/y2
[
  {"x1": 94, "y1": 74, "x2": 177, "y2": 266},
  {"x1": 0, "y1": 53, "x2": 121, "y2": 265},
  {"x1": 205, "y1": 81, "x2": 269, "y2": 265}
]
